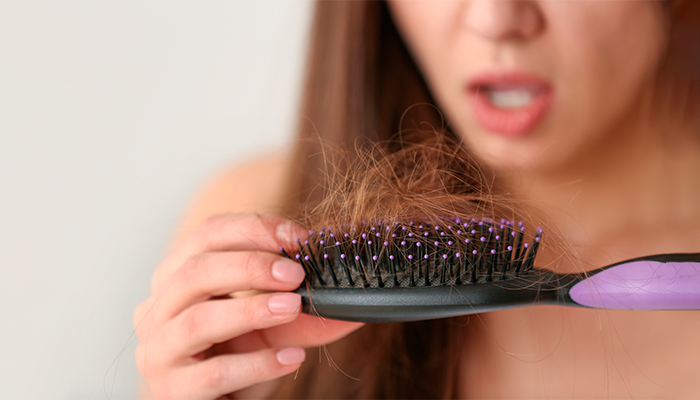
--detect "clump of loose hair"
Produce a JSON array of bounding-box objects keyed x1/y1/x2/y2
[{"x1": 298, "y1": 129, "x2": 529, "y2": 234}]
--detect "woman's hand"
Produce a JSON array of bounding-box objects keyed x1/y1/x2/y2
[{"x1": 133, "y1": 214, "x2": 363, "y2": 399}]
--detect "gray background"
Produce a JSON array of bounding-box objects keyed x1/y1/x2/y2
[{"x1": 0, "y1": 0, "x2": 313, "y2": 398}]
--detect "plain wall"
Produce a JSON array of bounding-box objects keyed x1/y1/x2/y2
[{"x1": 0, "y1": 1, "x2": 313, "y2": 398}]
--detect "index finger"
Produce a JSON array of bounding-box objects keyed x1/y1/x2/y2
[{"x1": 153, "y1": 214, "x2": 306, "y2": 292}]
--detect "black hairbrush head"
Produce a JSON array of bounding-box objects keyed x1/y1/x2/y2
[{"x1": 282, "y1": 217, "x2": 542, "y2": 289}]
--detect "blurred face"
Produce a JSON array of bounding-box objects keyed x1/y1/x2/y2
[{"x1": 387, "y1": 1, "x2": 667, "y2": 172}]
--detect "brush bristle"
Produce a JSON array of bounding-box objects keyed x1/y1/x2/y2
[{"x1": 282, "y1": 218, "x2": 542, "y2": 289}]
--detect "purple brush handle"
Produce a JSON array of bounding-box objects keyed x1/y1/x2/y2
[{"x1": 569, "y1": 260, "x2": 700, "y2": 310}]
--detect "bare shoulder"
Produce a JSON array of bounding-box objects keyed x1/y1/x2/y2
[{"x1": 171, "y1": 150, "x2": 292, "y2": 246}]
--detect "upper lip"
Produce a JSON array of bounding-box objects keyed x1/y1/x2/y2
[{"x1": 466, "y1": 70, "x2": 553, "y2": 93}]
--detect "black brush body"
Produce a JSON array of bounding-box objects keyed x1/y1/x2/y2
[{"x1": 284, "y1": 219, "x2": 700, "y2": 322}]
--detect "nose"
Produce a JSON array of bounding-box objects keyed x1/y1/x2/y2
[{"x1": 462, "y1": 0, "x2": 544, "y2": 41}]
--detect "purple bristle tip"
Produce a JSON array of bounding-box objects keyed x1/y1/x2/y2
[
  {"x1": 355, "y1": 255, "x2": 360, "y2": 260},
  {"x1": 304, "y1": 255, "x2": 310, "y2": 260},
  {"x1": 296, "y1": 254, "x2": 301, "y2": 259},
  {"x1": 442, "y1": 254, "x2": 448, "y2": 259},
  {"x1": 424, "y1": 254, "x2": 430, "y2": 259},
  {"x1": 319, "y1": 240, "x2": 325, "y2": 245},
  {"x1": 472, "y1": 250, "x2": 478, "y2": 255},
  {"x1": 408, "y1": 255, "x2": 413, "y2": 260},
  {"x1": 480, "y1": 237, "x2": 486, "y2": 242},
  {"x1": 416, "y1": 242, "x2": 421, "y2": 247},
  {"x1": 401, "y1": 241, "x2": 406, "y2": 246},
  {"x1": 389, "y1": 255, "x2": 395, "y2": 260},
  {"x1": 490, "y1": 249, "x2": 496, "y2": 254},
  {"x1": 456, "y1": 252, "x2": 461, "y2": 258},
  {"x1": 524, "y1": 243, "x2": 529, "y2": 248},
  {"x1": 507, "y1": 246, "x2": 513, "y2": 251},
  {"x1": 324, "y1": 254, "x2": 329, "y2": 259},
  {"x1": 362, "y1": 233, "x2": 366, "y2": 239},
  {"x1": 335, "y1": 241, "x2": 341, "y2": 246},
  {"x1": 373, "y1": 255, "x2": 378, "y2": 261},
  {"x1": 434, "y1": 241, "x2": 439, "y2": 246},
  {"x1": 340, "y1": 254, "x2": 346, "y2": 259},
  {"x1": 447, "y1": 241, "x2": 453, "y2": 245}
]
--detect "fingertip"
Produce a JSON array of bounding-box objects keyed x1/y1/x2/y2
[
  {"x1": 271, "y1": 260, "x2": 306, "y2": 284},
  {"x1": 268, "y1": 292, "x2": 303, "y2": 314},
  {"x1": 275, "y1": 221, "x2": 308, "y2": 244},
  {"x1": 275, "y1": 347, "x2": 306, "y2": 366}
]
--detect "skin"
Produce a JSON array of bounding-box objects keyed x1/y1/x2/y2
[
  {"x1": 387, "y1": 0, "x2": 700, "y2": 398},
  {"x1": 135, "y1": 1, "x2": 700, "y2": 398},
  {"x1": 133, "y1": 156, "x2": 362, "y2": 399}
]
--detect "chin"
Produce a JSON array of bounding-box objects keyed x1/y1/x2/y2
[
  {"x1": 460, "y1": 132, "x2": 535, "y2": 171},
  {"x1": 457, "y1": 116, "x2": 582, "y2": 175}
]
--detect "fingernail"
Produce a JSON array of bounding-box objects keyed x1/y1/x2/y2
[
  {"x1": 268, "y1": 293, "x2": 301, "y2": 314},
  {"x1": 272, "y1": 260, "x2": 306, "y2": 283},
  {"x1": 276, "y1": 222, "x2": 297, "y2": 243},
  {"x1": 276, "y1": 347, "x2": 305, "y2": 365}
]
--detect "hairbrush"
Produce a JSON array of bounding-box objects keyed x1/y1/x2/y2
[{"x1": 281, "y1": 218, "x2": 700, "y2": 323}]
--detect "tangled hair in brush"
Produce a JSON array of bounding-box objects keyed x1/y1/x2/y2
[{"x1": 298, "y1": 129, "x2": 531, "y2": 234}]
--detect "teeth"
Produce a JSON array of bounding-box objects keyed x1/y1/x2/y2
[{"x1": 487, "y1": 90, "x2": 533, "y2": 109}]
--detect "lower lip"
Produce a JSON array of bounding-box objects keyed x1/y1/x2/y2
[{"x1": 468, "y1": 89, "x2": 554, "y2": 136}]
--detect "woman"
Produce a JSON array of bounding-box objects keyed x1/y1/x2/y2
[{"x1": 134, "y1": 1, "x2": 700, "y2": 398}]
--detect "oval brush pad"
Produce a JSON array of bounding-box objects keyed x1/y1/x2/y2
[{"x1": 281, "y1": 218, "x2": 551, "y2": 322}]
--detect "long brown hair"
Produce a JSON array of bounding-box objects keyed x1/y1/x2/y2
[{"x1": 272, "y1": 1, "x2": 700, "y2": 398}]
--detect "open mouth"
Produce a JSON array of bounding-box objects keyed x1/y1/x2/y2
[{"x1": 467, "y1": 73, "x2": 554, "y2": 136}]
